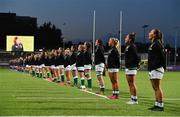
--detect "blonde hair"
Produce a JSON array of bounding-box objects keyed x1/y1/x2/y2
[{"x1": 110, "y1": 37, "x2": 119, "y2": 48}]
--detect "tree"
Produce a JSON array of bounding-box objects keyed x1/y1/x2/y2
[{"x1": 36, "y1": 22, "x2": 63, "y2": 50}]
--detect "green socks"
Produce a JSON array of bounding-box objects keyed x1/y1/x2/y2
[
  {"x1": 61, "y1": 75, "x2": 65, "y2": 82},
  {"x1": 74, "y1": 77, "x2": 78, "y2": 85},
  {"x1": 81, "y1": 77, "x2": 85, "y2": 86},
  {"x1": 87, "y1": 78, "x2": 92, "y2": 89}
]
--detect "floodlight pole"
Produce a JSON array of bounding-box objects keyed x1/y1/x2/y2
[
  {"x1": 142, "y1": 24, "x2": 149, "y2": 52},
  {"x1": 92, "y1": 10, "x2": 96, "y2": 65},
  {"x1": 119, "y1": 11, "x2": 123, "y2": 69},
  {"x1": 174, "y1": 26, "x2": 179, "y2": 66}
]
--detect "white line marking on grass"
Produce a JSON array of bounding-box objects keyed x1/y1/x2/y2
[
  {"x1": 5, "y1": 116, "x2": 180, "y2": 117},
  {"x1": 81, "y1": 89, "x2": 109, "y2": 100},
  {"x1": 164, "y1": 98, "x2": 180, "y2": 101},
  {"x1": 16, "y1": 97, "x2": 106, "y2": 100},
  {"x1": 16, "y1": 96, "x2": 180, "y2": 101}
]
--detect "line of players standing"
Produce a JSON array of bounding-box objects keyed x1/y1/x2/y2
[
  {"x1": 9, "y1": 41, "x2": 102, "y2": 91},
  {"x1": 9, "y1": 29, "x2": 166, "y2": 111}
]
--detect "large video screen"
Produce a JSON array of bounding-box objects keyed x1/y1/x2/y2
[{"x1": 6, "y1": 36, "x2": 34, "y2": 52}]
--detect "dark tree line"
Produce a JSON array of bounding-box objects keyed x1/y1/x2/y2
[{"x1": 35, "y1": 22, "x2": 63, "y2": 50}]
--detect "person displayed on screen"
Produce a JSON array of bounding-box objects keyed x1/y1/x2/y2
[{"x1": 11, "y1": 37, "x2": 24, "y2": 52}]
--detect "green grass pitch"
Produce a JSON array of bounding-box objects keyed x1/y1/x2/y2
[{"x1": 0, "y1": 68, "x2": 180, "y2": 116}]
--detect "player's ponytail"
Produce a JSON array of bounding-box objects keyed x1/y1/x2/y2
[
  {"x1": 129, "y1": 32, "x2": 136, "y2": 43},
  {"x1": 110, "y1": 37, "x2": 119, "y2": 48},
  {"x1": 153, "y1": 29, "x2": 163, "y2": 44},
  {"x1": 114, "y1": 38, "x2": 119, "y2": 48}
]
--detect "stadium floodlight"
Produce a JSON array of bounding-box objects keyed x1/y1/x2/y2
[
  {"x1": 142, "y1": 24, "x2": 149, "y2": 44},
  {"x1": 142, "y1": 24, "x2": 149, "y2": 53}
]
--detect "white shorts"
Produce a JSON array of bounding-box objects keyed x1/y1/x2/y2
[
  {"x1": 57, "y1": 65, "x2": 64, "y2": 69},
  {"x1": 125, "y1": 68, "x2": 137, "y2": 75},
  {"x1": 33, "y1": 65, "x2": 37, "y2": 68},
  {"x1": 26, "y1": 65, "x2": 31, "y2": 68},
  {"x1": 65, "y1": 65, "x2": 71, "y2": 71},
  {"x1": 84, "y1": 65, "x2": 92, "y2": 70},
  {"x1": 71, "y1": 64, "x2": 77, "y2": 71},
  {"x1": 54, "y1": 66, "x2": 60, "y2": 70},
  {"x1": 149, "y1": 67, "x2": 164, "y2": 80},
  {"x1": 38, "y1": 66, "x2": 43, "y2": 69},
  {"x1": 77, "y1": 67, "x2": 84, "y2": 72},
  {"x1": 95, "y1": 63, "x2": 105, "y2": 72},
  {"x1": 50, "y1": 65, "x2": 56, "y2": 69},
  {"x1": 35, "y1": 66, "x2": 40, "y2": 69},
  {"x1": 108, "y1": 68, "x2": 119, "y2": 73},
  {"x1": 40, "y1": 64, "x2": 45, "y2": 67}
]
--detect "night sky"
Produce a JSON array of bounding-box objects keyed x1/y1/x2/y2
[{"x1": 0, "y1": 0, "x2": 180, "y2": 47}]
